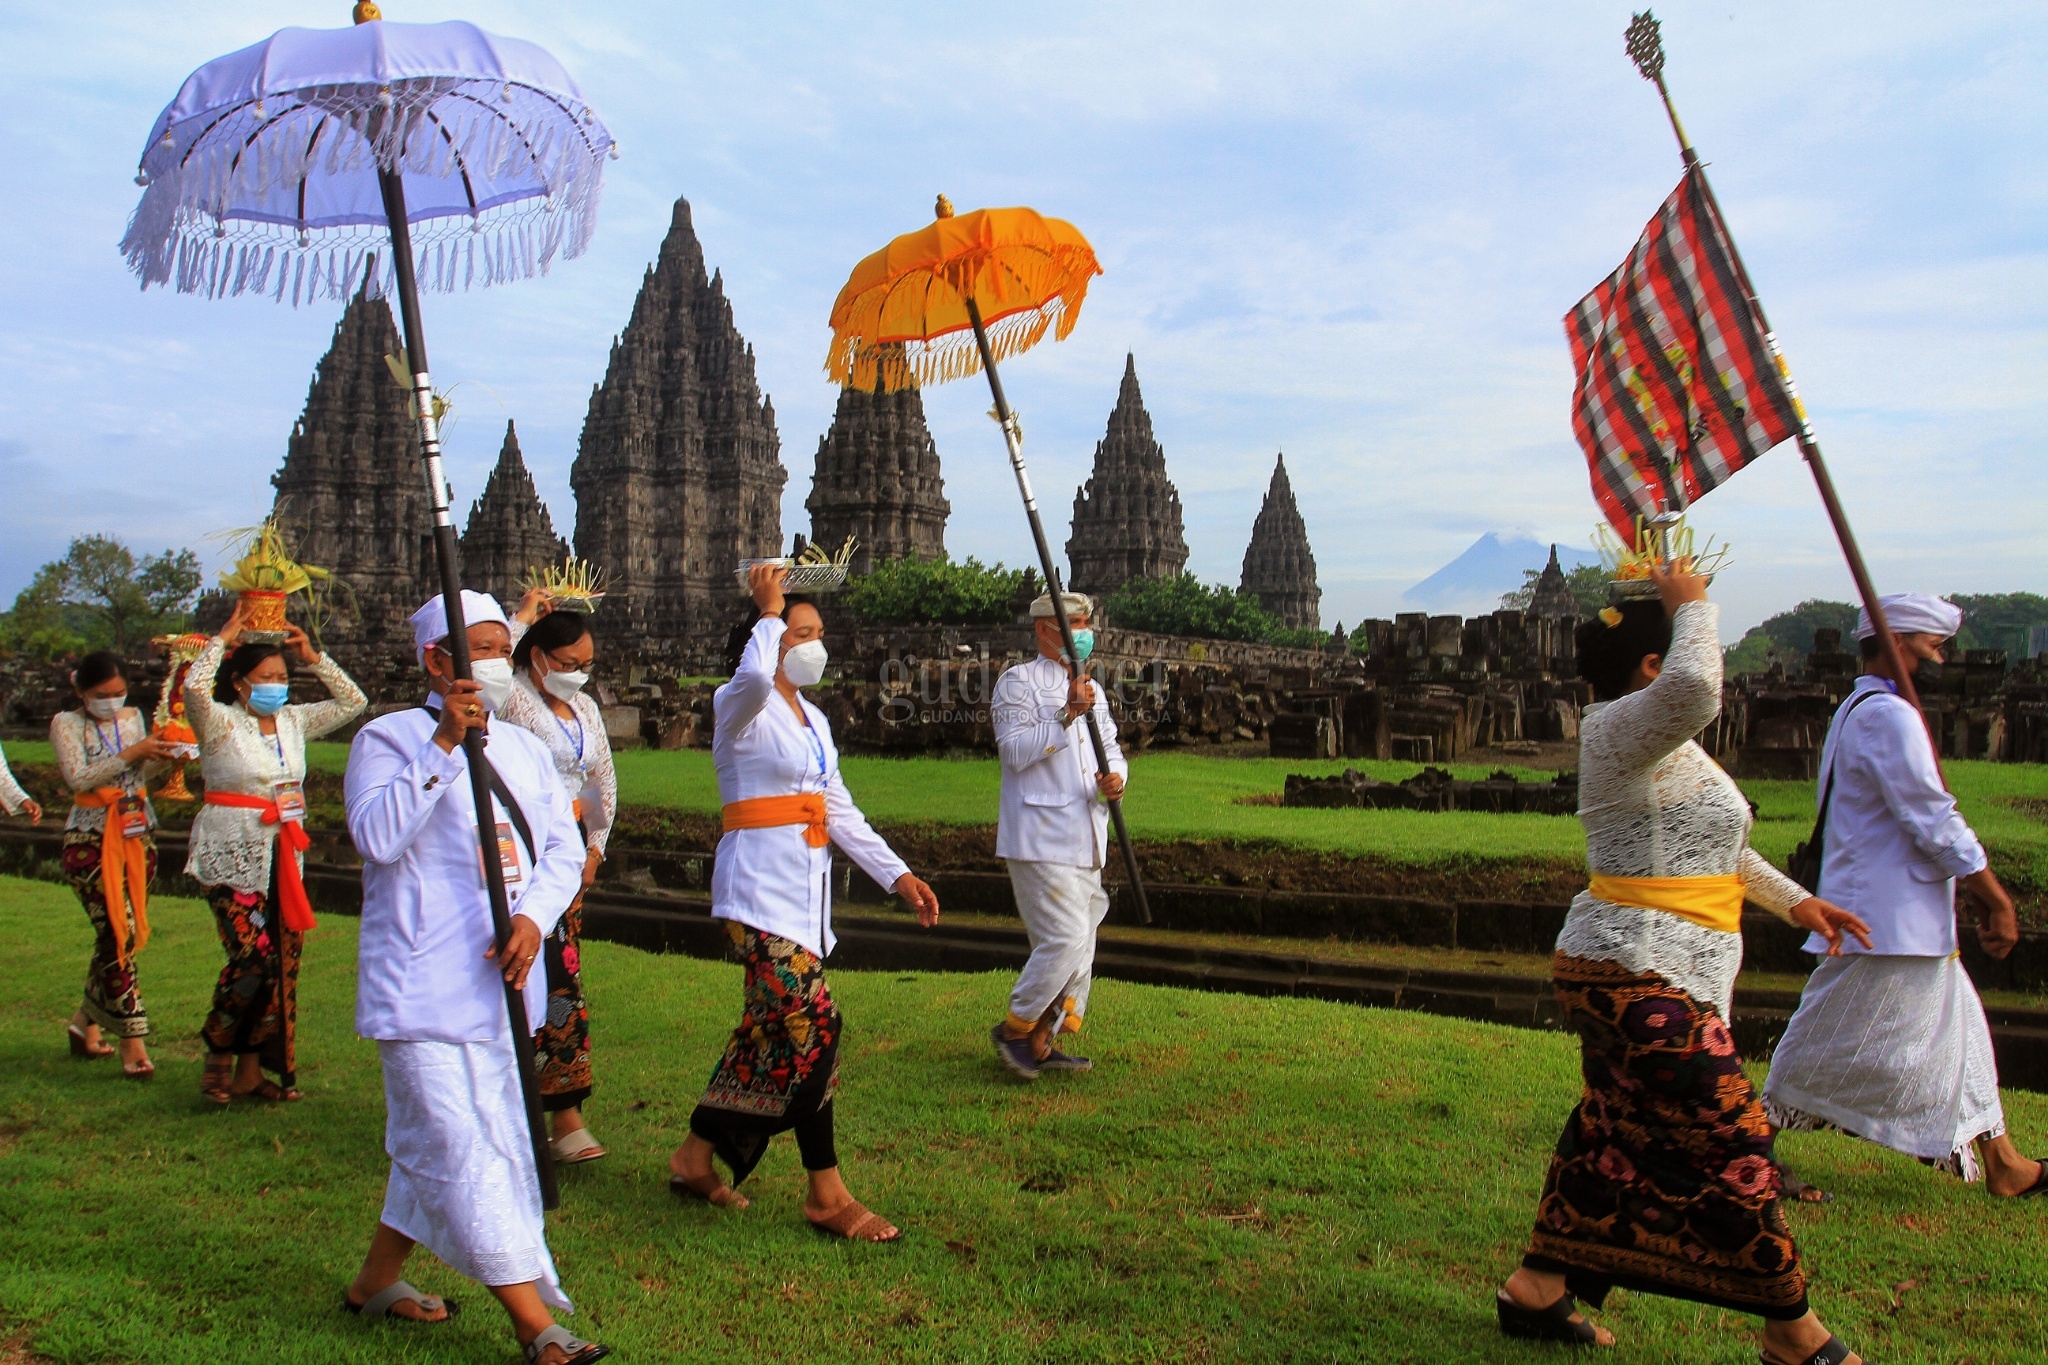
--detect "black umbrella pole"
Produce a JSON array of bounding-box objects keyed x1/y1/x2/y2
[
  {"x1": 378, "y1": 169, "x2": 560, "y2": 1211},
  {"x1": 964, "y1": 302, "x2": 1152, "y2": 925}
]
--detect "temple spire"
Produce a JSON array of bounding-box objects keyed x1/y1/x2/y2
[
  {"x1": 806, "y1": 347, "x2": 949, "y2": 574},
  {"x1": 1240, "y1": 453, "x2": 1320, "y2": 629},
  {"x1": 1065, "y1": 353, "x2": 1189, "y2": 597},
  {"x1": 461, "y1": 420, "x2": 569, "y2": 606}
]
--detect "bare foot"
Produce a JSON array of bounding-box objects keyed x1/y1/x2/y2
[{"x1": 1500, "y1": 1268, "x2": 1615, "y2": 1347}]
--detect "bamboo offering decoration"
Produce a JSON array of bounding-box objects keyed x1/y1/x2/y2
[
  {"x1": 518, "y1": 555, "x2": 611, "y2": 614},
  {"x1": 215, "y1": 516, "x2": 332, "y2": 641},
  {"x1": 149, "y1": 632, "x2": 210, "y2": 801},
  {"x1": 1595, "y1": 512, "x2": 1731, "y2": 600},
  {"x1": 733, "y1": 535, "x2": 859, "y2": 594}
]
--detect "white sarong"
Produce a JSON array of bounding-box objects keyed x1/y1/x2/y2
[
  {"x1": 1005, "y1": 858, "x2": 1111, "y2": 1032},
  {"x1": 379, "y1": 1037, "x2": 569, "y2": 1309},
  {"x1": 1762, "y1": 954, "x2": 2004, "y2": 1180}
]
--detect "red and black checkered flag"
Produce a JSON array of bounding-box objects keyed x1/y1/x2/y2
[{"x1": 1565, "y1": 167, "x2": 1803, "y2": 537}]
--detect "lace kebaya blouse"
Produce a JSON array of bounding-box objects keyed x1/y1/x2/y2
[
  {"x1": 52, "y1": 708, "x2": 167, "y2": 834},
  {"x1": 1555, "y1": 600, "x2": 1806, "y2": 1018}
]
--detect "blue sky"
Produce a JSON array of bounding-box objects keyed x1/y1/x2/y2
[{"x1": 1, "y1": 1, "x2": 2041, "y2": 638}]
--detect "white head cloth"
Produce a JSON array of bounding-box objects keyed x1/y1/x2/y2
[
  {"x1": 1030, "y1": 591, "x2": 1093, "y2": 620},
  {"x1": 1855, "y1": 593, "x2": 1962, "y2": 641},
  {"x1": 409, "y1": 590, "x2": 510, "y2": 665}
]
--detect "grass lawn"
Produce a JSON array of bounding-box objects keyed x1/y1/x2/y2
[{"x1": 4, "y1": 875, "x2": 2047, "y2": 1363}]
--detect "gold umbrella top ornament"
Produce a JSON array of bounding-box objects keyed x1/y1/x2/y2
[
  {"x1": 823, "y1": 196, "x2": 1149, "y2": 923},
  {"x1": 826, "y1": 195, "x2": 1101, "y2": 394}
]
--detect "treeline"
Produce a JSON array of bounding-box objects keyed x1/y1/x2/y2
[
  {"x1": 1724, "y1": 594, "x2": 2048, "y2": 674},
  {"x1": 0, "y1": 536, "x2": 202, "y2": 660}
]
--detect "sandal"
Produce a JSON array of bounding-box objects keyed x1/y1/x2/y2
[
  {"x1": 1779, "y1": 1164, "x2": 1834, "y2": 1205},
  {"x1": 68, "y1": 1024, "x2": 113, "y2": 1060},
  {"x1": 807, "y1": 1198, "x2": 901, "y2": 1243},
  {"x1": 2008, "y1": 1158, "x2": 2048, "y2": 1197},
  {"x1": 669, "y1": 1171, "x2": 747, "y2": 1208},
  {"x1": 122, "y1": 1058, "x2": 155, "y2": 1082},
  {"x1": 551, "y1": 1126, "x2": 607, "y2": 1164},
  {"x1": 238, "y1": 1079, "x2": 302, "y2": 1103},
  {"x1": 524, "y1": 1323, "x2": 610, "y2": 1364},
  {"x1": 201, "y1": 1054, "x2": 235, "y2": 1106},
  {"x1": 1496, "y1": 1289, "x2": 1602, "y2": 1345},
  {"x1": 1760, "y1": 1335, "x2": 1854, "y2": 1365},
  {"x1": 342, "y1": 1279, "x2": 459, "y2": 1323}
]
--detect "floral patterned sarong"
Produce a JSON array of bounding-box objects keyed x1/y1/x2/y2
[{"x1": 1525, "y1": 953, "x2": 1808, "y2": 1321}]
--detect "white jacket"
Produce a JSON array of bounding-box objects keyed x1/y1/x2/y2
[
  {"x1": 1810, "y1": 675, "x2": 1988, "y2": 957},
  {"x1": 992, "y1": 652, "x2": 1128, "y2": 868},
  {"x1": 710, "y1": 615, "x2": 910, "y2": 957},
  {"x1": 345, "y1": 701, "x2": 583, "y2": 1043}
]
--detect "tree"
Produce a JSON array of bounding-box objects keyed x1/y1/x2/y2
[
  {"x1": 1106, "y1": 573, "x2": 1289, "y2": 644},
  {"x1": 1950, "y1": 593, "x2": 2048, "y2": 658},
  {"x1": 844, "y1": 553, "x2": 1025, "y2": 626},
  {"x1": 1723, "y1": 599, "x2": 1858, "y2": 677},
  {"x1": 0, "y1": 536, "x2": 202, "y2": 659},
  {"x1": 1500, "y1": 561, "x2": 1609, "y2": 616}
]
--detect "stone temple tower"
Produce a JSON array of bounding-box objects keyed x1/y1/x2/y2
[
  {"x1": 570, "y1": 197, "x2": 785, "y2": 661},
  {"x1": 1528, "y1": 544, "x2": 1577, "y2": 618},
  {"x1": 460, "y1": 420, "x2": 568, "y2": 607},
  {"x1": 1066, "y1": 354, "x2": 1189, "y2": 598},
  {"x1": 806, "y1": 359, "x2": 949, "y2": 575},
  {"x1": 1240, "y1": 453, "x2": 1320, "y2": 630},
  {"x1": 269, "y1": 272, "x2": 428, "y2": 649}
]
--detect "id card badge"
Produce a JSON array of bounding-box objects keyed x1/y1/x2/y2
[
  {"x1": 115, "y1": 793, "x2": 148, "y2": 839},
  {"x1": 272, "y1": 780, "x2": 307, "y2": 823},
  {"x1": 483, "y1": 822, "x2": 525, "y2": 886}
]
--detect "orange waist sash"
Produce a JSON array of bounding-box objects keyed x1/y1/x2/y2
[
  {"x1": 71, "y1": 788, "x2": 151, "y2": 964},
  {"x1": 203, "y1": 792, "x2": 317, "y2": 933},
  {"x1": 1587, "y1": 872, "x2": 1745, "y2": 934},
  {"x1": 721, "y1": 793, "x2": 829, "y2": 848}
]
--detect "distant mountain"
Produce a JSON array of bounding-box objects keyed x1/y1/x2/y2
[{"x1": 1403, "y1": 533, "x2": 1600, "y2": 614}]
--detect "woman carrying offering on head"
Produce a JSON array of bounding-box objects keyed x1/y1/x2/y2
[
  {"x1": 1494, "y1": 562, "x2": 1873, "y2": 1365},
  {"x1": 501, "y1": 593, "x2": 617, "y2": 1165},
  {"x1": 184, "y1": 601, "x2": 366, "y2": 1103},
  {"x1": 668, "y1": 563, "x2": 941, "y2": 1241},
  {"x1": 52, "y1": 650, "x2": 176, "y2": 1078}
]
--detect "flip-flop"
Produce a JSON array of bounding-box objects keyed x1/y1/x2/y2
[
  {"x1": 1495, "y1": 1289, "x2": 1602, "y2": 1345},
  {"x1": 342, "y1": 1280, "x2": 459, "y2": 1323},
  {"x1": 2010, "y1": 1158, "x2": 2048, "y2": 1197},
  {"x1": 523, "y1": 1323, "x2": 610, "y2": 1364},
  {"x1": 237, "y1": 1079, "x2": 302, "y2": 1102},
  {"x1": 1760, "y1": 1334, "x2": 1855, "y2": 1365},
  {"x1": 1778, "y1": 1165, "x2": 1834, "y2": 1205},
  {"x1": 807, "y1": 1198, "x2": 901, "y2": 1243},
  {"x1": 550, "y1": 1127, "x2": 606, "y2": 1164}
]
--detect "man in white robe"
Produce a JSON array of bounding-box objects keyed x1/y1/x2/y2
[
  {"x1": 989, "y1": 591, "x2": 1128, "y2": 1080},
  {"x1": 1763, "y1": 593, "x2": 2045, "y2": 1195},
  {"x1": 341, "y1": 590, "x2": 610, "y2": 1364}
]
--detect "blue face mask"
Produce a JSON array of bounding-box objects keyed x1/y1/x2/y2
[
  {"x1": 1069, "y1": 628, "x2": 1096, "y2": 664},
  {"x1": 246, "y1": 683, "x2": 291, "y2": 716}
]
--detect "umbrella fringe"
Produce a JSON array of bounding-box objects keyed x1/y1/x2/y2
[
  {"x1": 831, "y1": 299, "x2": 1065, "y2": 394},
  {"x1": 122, "y1": 75, "x2": 609, "y2": 303}
]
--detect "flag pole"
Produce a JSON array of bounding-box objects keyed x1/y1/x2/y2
[
  {"x1": 963, "y1": 298, "x2": 1153, "y2": 926},
  {"x1": 376, "y1": 165, "x2": 560, "y2": 1211},
  {"x1": 1624, "y1": 11, "x2": 1937, "y2": 747}
]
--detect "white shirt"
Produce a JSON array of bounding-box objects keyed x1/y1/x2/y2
[
  {"x1": 345, "y1": 699, "x2": 583, "y2": 1043},
  {"x1": 1810, "y1": 674, "x2": 1988, "y2": 957},
  {"x1": 992, "y1": 652, "x2": 1128, "y2": 867},
  {"x1": 183, "y1": 636, "x2": 367, "y2": 893},
  {"x1": 0, "y1": 741, "x2": 29, "y2": 816},
  {"x1": 710, "y1": 615, "x2": 909, "y2": 957}
]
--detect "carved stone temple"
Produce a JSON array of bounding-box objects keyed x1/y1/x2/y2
[
  {"x1": 806, "y1": 364, "x2": 949, "y2": 575},
  {"x1": 268, "y1": 277, "x2": 428, "y2": 650},
  {"x1": 1065, "y1": 354, "x2": 1190, "y2": 598},
  {"x1": 570, "y1": 197, "x2": 786, "y2": 662},
  {"x1": 1528, "y1": 544, "x2": 1577, "y2": 619},
  {"x1": 460, "y1": 420, "x2": 569, "y2": 607},
  {"x1": 1240, "y1": 453, "x2": 1320, "y2": 630}
]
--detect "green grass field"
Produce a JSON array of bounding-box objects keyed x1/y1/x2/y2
[
  {"x1": 4, "y1": 874, "x2": 2046, "y2": 1363},
  {"x1": 7, "y1": 738, "x2": 2046, "y2": 889}
]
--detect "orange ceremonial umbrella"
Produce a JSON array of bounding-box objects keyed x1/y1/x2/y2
[{"x1": 827, "y1": 195, "x2": 1149, "y2": 923}]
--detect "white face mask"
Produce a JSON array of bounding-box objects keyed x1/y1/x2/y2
[
  {"x1": 471, "y1": 658, "x2": 516, "y2": 712},
  {"x1": 541, "y1": 667, "x2": 589, "y2": 702},
  {"x1": 85, "y1": 695, "x2": 127, "y2": 720},
  {"x1": 780, "y1": 639, "x2": 829, "y2": 688}
]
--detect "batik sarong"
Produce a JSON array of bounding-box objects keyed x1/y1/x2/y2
[
  {"x1": 61, "y1": 830, "x2": 154, "y2": 1037},
  {"x1": 199, "y1": 875, "x2": 304, "y2": 1087},
  {"x1": 536, "y1": 897, "x2": 592, "y2": 1111},
  {"x1": 1524, "y1": 953, "x2": 1808, "y2": 1320},
  {"x1": 689, "y1": 921, "x2": 841, "y2": 1184}
]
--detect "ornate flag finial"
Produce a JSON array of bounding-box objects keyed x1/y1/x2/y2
[
  {"x1": 934, "y1": 194, "x2": 954, "y2": 219},
  {"x1": 1626, "y1": 11, "x2": 1665, "y2": 83},
  {"x1": 353, "y1": 1, "x2": 383, "y2": 24}
]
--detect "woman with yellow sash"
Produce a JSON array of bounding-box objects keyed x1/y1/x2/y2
[
  {"x1": 1494, "y1": 563, "x2": 1873, "y2": 1365},
  {"x1": 184, "y1": 602, "x2": 365, "y2": 1103},
  {"x1": 52, "y1": 650, "x2": 177, "y2": 1078},
  {"x1": 668, "y1": 563, "x2": 940, "y2": 1242}
]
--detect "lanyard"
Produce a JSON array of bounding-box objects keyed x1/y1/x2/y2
[
  {"x1": 798, "y1": 711, "x2": 827, "y2": 779},
  {"x1": 92, "y1": 717, "x2": 125, "y2": 759},
  {"x1": 271, "y1": 728, "x2": 289, "y2": 770},
  {"x1": 554, "y1": 712, "x2": 586, "y2": 765}
]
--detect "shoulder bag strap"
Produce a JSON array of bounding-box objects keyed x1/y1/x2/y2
[{"x1": 1806, "y1": 688, "x2": 1886, "y2": 851}]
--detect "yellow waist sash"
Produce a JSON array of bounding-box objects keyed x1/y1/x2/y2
[{"x1": 1587, "y1": 873, "x2": 1744, "y2": 934}]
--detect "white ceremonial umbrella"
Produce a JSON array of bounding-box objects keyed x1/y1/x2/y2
[{"x1": 122, "y1": 3, "x2": 619, "y2": 1210}]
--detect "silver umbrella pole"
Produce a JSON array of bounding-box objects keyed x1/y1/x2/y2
[
  {"x1": 963, "y1": 300, "x2": 1152, "y2": 925},
  {"x1": 376, "y1": 167, "x2": 560, "y2": 1211}
]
